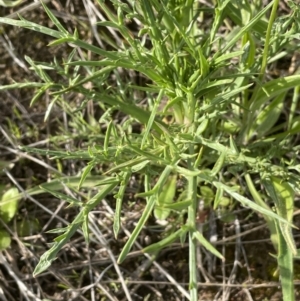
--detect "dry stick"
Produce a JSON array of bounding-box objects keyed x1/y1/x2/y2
[
  {"x1": 0, "y1": 175, "x2": 90, "y2": 301},
  {"x1": 220, "y1": 222, "x2": 226, "y2": 301},
  {"x1": 3, "y1": 167, "x2": 270, "y2": 299},
  {"x1": 98, "y1": 279, "x2": 300, "y2": 288},
  {"x1": 196, "y1": 200, "x2": 214, "y2": 282},
  {"x1": 89, "y1": 264, "x2": 116, "y2": 301},
  {"x1": 86, "y1": 241, "x2": 96, "y2": 301},
  {"x1": 0, "y1": 219, "x2": 79, "y2": 301},
  {"x1": 0, "y1": 285, "x2": 8, "y2": 301},
  {"x1": 0, "y1": 34, "x2": 29, "y2": 71},
  {"x1": 102, "y1": 199, "x2": 191, "y2": 300},
  {"x1": 85, "y1": 0, "x2": 123, "y2": 46},
  {"x1": 39, "y1": 173, "x2": 79, "y2": 230},
  {"x1": 4, "y1": 169, "x2": 68, "y2": 226},
  {"x1": 3, "y1": 92, "x2": 36, "y2": 127},
  {"x1": 0, "y1": 253, "x2": 41, "y2": 301},
  {"x1": 224, "y1": 217, "x2": 243, "y2": 301},
  {"x1": 0, "y1": 144, "x2": 63, "y2": 176},
  {"x1": 241, "y1": 245, "x2": 253, "y2": 281},
  {"x1": 83, "y1": 0, "x2": 105, "y2": 49},
  {"x1": 39, "y1": 218, "x2": 265, "y2": 273},
  {"x1": 242, "y1": 288, "x2": 254, "y2": 301},
  {"x1": 208, "y1": 210, "x2": 218, "y2": 276},
  {"x1": 88, "y1": 214, "x2": 133, "y2": 301},
  {"x1": 3, "y1": 169, "x2": 106, "y2": 285},
  {"x1": 214, "y1": 223, "x2": 266, "y2": 245},
  {"x1": 5, "y1": 0, "x2": 52, "y2": 19}
]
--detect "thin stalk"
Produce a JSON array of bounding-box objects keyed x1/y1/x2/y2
[
  {"x1": 244, "y1": 173, "x2": 278, "y2": 250},
  {"x1": 288, "y1": 85, "x2": 300, "y2": 130},
  {"x1": 259, "y1": 0, "x2": 280, "y2": 80},
  {"x1": 187, "y1": 144, "x2": 198, "y2": 300},
  {"x1": 276, "y1": 223, "x2": 295, "y2": 301},
  {"x1": 241, "y1": 0, "x2": 279, "y2": 143}
]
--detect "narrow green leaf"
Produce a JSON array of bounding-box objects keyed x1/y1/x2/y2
[
  {"x1": 118, "y1": 194, "x2": 157, "y2": 264},
  {"x1": 157, "y1": 199, "x2": 192, "y2": 211},
  {"x1": 252, "y1": 75, "x2": 300, "y2": 112},
  {"x1": 51, "y1": 66, "x2": 115, "y2": 95},
  {"x1": 105, "y1": 156, "x2": 150, "y2": 174},
  {"x1": 118, "y1": 165, "x2": 173, "y2": 263},
  {"x1": 128, "y1": 145, "x2": 167, "y2": 163},
  {"x1": 46, "y1": 227, "x2": 68, "y2": 234},
  {"x1": 66, "y1": 60, "x2": 162, "y2": 83},
  {"x1": 78, "y1": 162, "x2": 95, "y2": 189},
  {"x1": 104, "y1": 121, "x2": 113, "y2": 155},
  {"x1": 143, "y1": 228, "x2": 185, "y2": 253},
  {"x1": 48, "y1": 37, "x2": 75, "y2": 46},
  {"x1": 229, "y1": 136, "x2": 239, "y2": 155},
  {"x1": 196, "y1": 118, "x2": 209, "y2": 135},
  {"x1": 213, "y1": 186, "x2": 223, "y2": 210},
  {"x1": 30, "y1": 84, "x2": 52, "y2": 107},
  {"x1": 270, "y1": 177, "x2": 296, "y2": 255},
  {"x1": 40, "y1": 1, "x2": 69, "y2": 35},
  {"x1": 253, "y1": 92, "x2": 285, "y2": 138},
  {"x1": 113, "y1": 171, "x2": 131, "y2": 238},
  {"x1": 211, "y1": 151, "x2": 226, "y2": 177},
  {"x1": 0, "y1": 17, "x2": 62, "y2": 38},
  {"x1": 44, "y1": 97, "x2": 58, "y2": 121},
  {"x1": 215, "y1": 1, "x2": 274, "y2": 57},
  {"x1": 154, "y1": 175, "x2": 177, "y2": 220},
  {"x1": 40, "y1": 186, "x2": 82, "y2": 207},
  {"x1": 214, "y1": 50, "x2": 244, "y2": 66},
  {"x1": 141, "y1": 90, "x2": 164, "y2": 148},
  {"x1": 82, "y1": 214, "x2": 89, "y2": 244},
  {"x1": 33, "y1": 182, "x2": 117, "y2": 276},
  {"x1": 176, "y1": 166, "x2": 212, "y2": 182},
  {"x1": 213, "y1": 181, "x2": 294, "y2": 227},
  {"x1": 192, "y1": 231, "x2": 224, "y2": 261},
  {"x1": 0, "y1": 82, "x2": 45, "y2": 90}
]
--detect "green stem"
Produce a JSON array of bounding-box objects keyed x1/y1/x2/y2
[
  {"x1": 259, "y1": 0, "x2": 279, "y2": 80},
  {"x1": 245, "y1": 173, "x2": 278, "y2": 251},
  {"x1": 187, "y1": 144, "x2": 198, "y2": 300},
  {"x1": 240, "y1": 0, "x2": 279, "y2": 143},
  {"x1": 276, "y1": 223, "x2": 295, "y2": 301},
  {"x1": 288, "y1": 85, "x2": 300, "y2": 130}
]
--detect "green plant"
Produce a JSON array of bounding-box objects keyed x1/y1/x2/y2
[
  {"x1": 0, "y1": 186, "x2": 20, "y2": 250},
  {"x1": 0, "y1": 0, "x2": 23, "y2": 7},
  {"x1": 1, "y1": 0, "x2": 300, "y2": 300}
]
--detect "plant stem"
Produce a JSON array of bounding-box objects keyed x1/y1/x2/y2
[{"x1": 187, "y1": 144, "x2": 198, "y2": 300}]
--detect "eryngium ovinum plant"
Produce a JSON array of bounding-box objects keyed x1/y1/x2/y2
[{"x1": 1, "y1": 0, "x2": 300, "y2": 300}]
